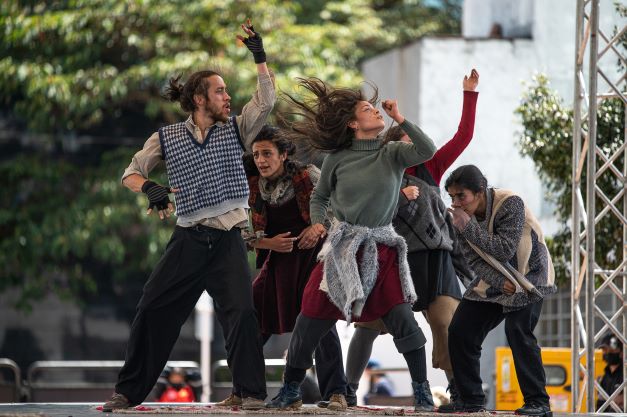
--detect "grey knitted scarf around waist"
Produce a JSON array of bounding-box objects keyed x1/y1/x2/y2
[{"x1": 318, "y1": 220, "x2": 416, "y2": 322}]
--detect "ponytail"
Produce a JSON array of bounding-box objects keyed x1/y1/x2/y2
[{"x1": 162, "y1": 70, "x2": 221, "y2": 113}]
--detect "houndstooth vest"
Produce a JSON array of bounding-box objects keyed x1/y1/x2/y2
[{"x1": 158, "y1": 117, "x2": 249, "y2": 218}]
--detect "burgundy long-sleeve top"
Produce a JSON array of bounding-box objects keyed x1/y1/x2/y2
[{"x1": 406, "y1": 90, "x2": 478, "y2": 185}]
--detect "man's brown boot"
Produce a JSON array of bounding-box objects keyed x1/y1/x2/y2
[
  {"x1": 102, "y1": 393, "x2": 132, "y2": 412},
  {"x1": 242, "y1": 397, "x2": 266, "y2": 410},
  {"x1": 327, "y1": 393, "x2": 348, "y2": 411},
  {"x1": 215, "y1": 393, "x2": 243, "y2": 407}
]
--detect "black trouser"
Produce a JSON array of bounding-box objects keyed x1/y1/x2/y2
[
  {"x1": 286, "y1": 303, "x2": 426, "y2": 385},
  {"x1": 314, "y1": 325, "x2": 347, "y2": 399},
  {"x1": 448, "y1": 299, "x2": 549, "y2": 407},
  {"x1": 115, "y1": 226, "x2": 266, "y2": 404},
  {"x1": 260, "y1": 325, "x2": 347, "y2": 399}
]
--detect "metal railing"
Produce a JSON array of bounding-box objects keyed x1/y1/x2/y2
[
  {"x1": 211, "y1": 358, "x2": 285, "y2": 402},
  {"x1": 26, "y1": 360, "x2": 199, "y2": 402},
  {"x1": 0, "y1": 358, "x2": 21, "y2": 403}
]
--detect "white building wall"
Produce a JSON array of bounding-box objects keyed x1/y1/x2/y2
[
  {"x1": 364, "y1": 37, "x2": 549, "y2": 227},
  {"x1": 417, "y1": 37, "x2": 545, "y2": 219},
  {"x1": 463, "y1": 0, "x2": 625, "y2": 103},
  {"x1": 532, "y1": 0, "x2": 625, "y2": 103},
  {"x1": 463, "y1": 0, "x2": 534, "y2": 38}
]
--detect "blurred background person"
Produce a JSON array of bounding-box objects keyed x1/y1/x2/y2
[
  {"x1": 153, "y1": 366, "x2": 201, "y2": 403},
  {"x1": 363, "y1": 360, "x2": 395, "y2": 405},
  {"x1": 596, "y1": 333, "x2": 624, "y2": 411}
]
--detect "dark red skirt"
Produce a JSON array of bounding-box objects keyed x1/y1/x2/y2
[
  {"x1": 301, "y1": 244, "x2": 407, "y2": 322},
  {"x1": 252, "y1": 198, "x2": 323, "y2": 335},
  {"x1": 253, "y1": 243, "x2": 322, "y2": 334}
]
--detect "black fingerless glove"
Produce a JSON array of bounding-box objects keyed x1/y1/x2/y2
[
  {"x1": 242, "y1": 25, "x2": 266, "y2": 64},
  {"x1": 141, "y1": 180, "x2": 172, "y2": 211}
]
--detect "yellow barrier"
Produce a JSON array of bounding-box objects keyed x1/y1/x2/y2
[{"x1": 495, "y1": 347, "x2": 604, "y2": 412}]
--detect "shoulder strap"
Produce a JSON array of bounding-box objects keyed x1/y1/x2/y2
[
  {"x1": 230, "y1": 116, "x2": 246, "y2": 151},
  {"x1": 488, "y1": 189, "x2": 517, "y2": 233},
  {"x1": 465, "y1": 239, "x2": 542, "y2": 297}
]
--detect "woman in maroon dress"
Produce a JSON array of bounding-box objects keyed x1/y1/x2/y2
[
  {"x1": 248, "y1": 126, "x2": 324, "y2": 337},
  {"x1": 218, "y1": 125, "x2": 347, "y2": 408}
]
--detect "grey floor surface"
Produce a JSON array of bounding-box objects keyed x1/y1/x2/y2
[{"x1": 0, "y1": 403, "x2": 622, "y2": 417}]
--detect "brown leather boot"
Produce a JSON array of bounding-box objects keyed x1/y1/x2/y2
[
  {"x1": 327, "y1": 393, "x2": 348, "y2": 411},
  {"x1": 102, "y1": 393, "x2": 132, "y2": 412},
  {"x1": 242, "y1": 397, "x2": 265, "y2": 410},
  {"x1": 215, "y1": 393, "x2": 242, "y2": 407}
]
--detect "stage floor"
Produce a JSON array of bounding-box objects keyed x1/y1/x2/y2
[{"x1": 0, "y1": 403, "x2": 620, "y2": 417}]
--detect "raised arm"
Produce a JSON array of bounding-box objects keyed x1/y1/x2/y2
[
  {"x1": 235, "y1": 19, "x2": 277, "y2": 149},
  {"x1": 425, "y1": 69, "x2": 479, "y2": 185},
  {"x1": 381, "y1": 99, "x2": 436, "y2": 168}
]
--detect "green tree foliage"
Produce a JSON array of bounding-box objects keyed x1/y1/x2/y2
[
  {"x1": 0, "y1": 149, "x2": 172, "y2": 314},
  {"x1": 0, "y1": 0, "x2": 461, "y2": 311},
  {"x1": 516, "y1": 75, "x2": 625, "y2": 286},
  {"x1": 1, "y1": 0, "x2": 461, "y2": 133}
]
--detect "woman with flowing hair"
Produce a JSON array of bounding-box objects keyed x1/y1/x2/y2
[
  {"x1": 343, "y1": 69, "x2": 479, "y2": 406},
  {"x1": 265, "y1": 78, "x2": 437, "y2": 411}
]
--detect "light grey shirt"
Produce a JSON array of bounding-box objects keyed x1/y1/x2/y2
[{"x1": 122, "y1": 72, "x2": 276, "y2": 229}]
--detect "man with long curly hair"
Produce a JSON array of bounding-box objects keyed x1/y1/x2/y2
[{"x1": 102, "y1": 20, "x2": 274, "y2": 412}]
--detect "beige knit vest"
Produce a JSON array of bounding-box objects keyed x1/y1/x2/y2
[{"x1": 488, "y1": 189, "x2": 555, "y2": 287}]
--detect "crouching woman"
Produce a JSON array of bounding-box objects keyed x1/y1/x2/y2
[{"x1": 441, "y1": 165, "x2": 556, "y2": 417}]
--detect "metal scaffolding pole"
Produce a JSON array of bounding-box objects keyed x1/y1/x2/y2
[
  {"x1": 571, "y1": 0, "x2": 584, "y2": 410},
  {"x1": 571, "y1": 0, "x2": 626, "y2": 413},
  {"x1": 585, "y1": 1, "x2": 599, "y2": 410}
]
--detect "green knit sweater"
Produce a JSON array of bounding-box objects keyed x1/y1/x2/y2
[{"x1": 310, "y1": 120, "x2": 437, "y2": 228}]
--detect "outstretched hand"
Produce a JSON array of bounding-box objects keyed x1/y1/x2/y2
[
  {"x1": 236, "y1": 18, "x2": 266, "y2": 64},
  {"x1": 463, "y1": 69, "x2": 479, "y2": 91}
]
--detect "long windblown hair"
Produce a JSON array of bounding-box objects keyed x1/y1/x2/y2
[{"x1": 279, "y1": 78, "x2": 379, "y2": 152}]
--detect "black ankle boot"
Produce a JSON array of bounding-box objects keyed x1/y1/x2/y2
[
  {"x1": 438, "y1": 401, "x2": 485, "y2": 413},
  {"x1": 265, "y1": 381, "x2": 302, "y2": 409},
  {"x1": 516, "y1": 402, "x2": 552, "y2": 417},
  {"x1": 412, "y1": 381, "x2": 435, "y2": 412},
  {"x1": 345, "y1": 383, "x2": 358, "y2": 407},
  {"x1": 446, "y1": 378, "x2": 460, "y2": 404}
]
